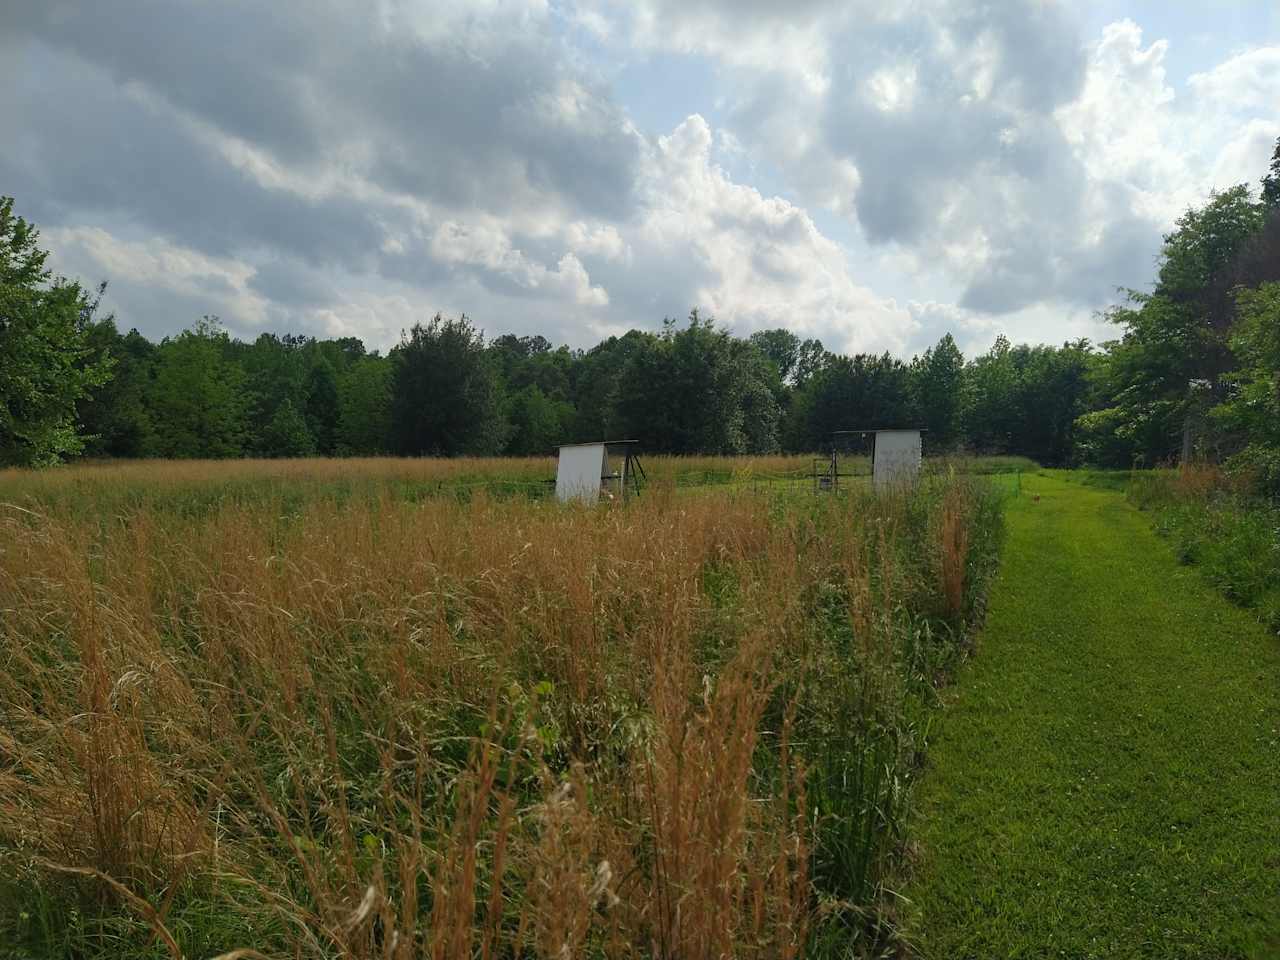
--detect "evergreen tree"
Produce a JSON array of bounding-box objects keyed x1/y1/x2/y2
[{"x1": 911, "y1": 333, "x2": 965, "y2": 452}]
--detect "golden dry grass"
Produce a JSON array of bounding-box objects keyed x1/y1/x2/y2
[
  {"x1": 0, "y1": 458, "x2": 1001, "y2": 958},
  {"x1": 0, "y1": 453, "x2": 821, "y2": 495}
]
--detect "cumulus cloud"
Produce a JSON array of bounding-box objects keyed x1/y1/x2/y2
[
  {"x1": 611, "y1": 0, "x2": 1120, "y2": 314},
  {"x1": 42, "y1": 226, "x2": 271, "y2": 339},
  {"x1": 428, "y1": 220, "x2": 607, "y2": 305},
  {"x1": 630, "y1": 116, "x2": 915, "y2": 353},
  {"x1": 591, "y1": 1, "x2": 1280, "y2": 326},
  {"x1": 4, "y1": 0, "x2": 1280, "y2": 357}
]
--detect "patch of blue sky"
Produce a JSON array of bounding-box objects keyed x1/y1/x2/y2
[{"x1": 1080, "y1": 1, "x2": 1279, "y2": 84}]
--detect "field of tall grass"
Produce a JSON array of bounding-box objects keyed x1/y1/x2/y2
[{"x1": 0, "y1": 457, "x2": 1005, "y2": 958}]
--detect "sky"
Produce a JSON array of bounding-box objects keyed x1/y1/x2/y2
[{"x1": 3, "y1": 1, "x2": 1278, "y2": 358}]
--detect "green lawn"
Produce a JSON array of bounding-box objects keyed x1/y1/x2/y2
[{"x1": 903, "y1": 472, "x2": 1280, "y2": 959}]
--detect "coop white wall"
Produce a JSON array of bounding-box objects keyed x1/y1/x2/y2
[
  {"x1": 873, "y1": 430, "x2": 921, "y2": 489},
  {"x1": 556, "y1": 444, "x2": 606, "y2": 504}
]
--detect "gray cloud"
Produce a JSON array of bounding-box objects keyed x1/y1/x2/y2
[
  {"x1": 12, "y1": 1, "x2": 641, "y2": 222},
  {"x1": 706, "y1": 1, "x2": 1128, "y2": 315},
  {"x1": 0, "y1": 40, "x2": 386, "y2": 267},
  {"x1": 613, "y1": 0, "x2": 1184, "y2": 318},
  {"x1": 2, "y1": 0, "x2": 650, "y2": 344},
  {"x1": 247, "y1": 257, "x2": 338, "y2": 309}
]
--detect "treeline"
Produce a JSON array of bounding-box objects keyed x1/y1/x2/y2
[
  {"x1": 2, "y1": 138, "x2": 1278, "y2": 471},
  {"x1": 2, "y1": 296, "x2": 1095, "y2": 464}
]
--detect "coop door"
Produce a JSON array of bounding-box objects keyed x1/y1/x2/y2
[
  {"x1": 873, "y1": 431, "x2": 921, "y2": 489},
  {"x1": 556, "y1": 445, "x2": 606, "y2": 504}
]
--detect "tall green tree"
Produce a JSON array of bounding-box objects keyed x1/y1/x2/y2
[
  {"x1": 733, "y1": 338, "x2": 784, "y2": 453},
  {"x1": 963, "y1": 337, "x2": 1093, "y2": 464},
  {"x1": 749, "y1": 328, "x2": 801, "y2": 385},
  {"x1": 568, "y1": 333, "x2": 645, "y2": 442},
  {"x1": 261, "y1": 398, "x2": 316, "y2": 458},
  {"x1": 1261, "y1": 137, "x2": 1280, "y2": 212},
  {"x1": 388, "y1": 314, "x2": 508, "y2": 456},
  {"x1": 1009, "y1": 341, "x2": 1093, "y2": 465},
  {"x1": 489, "y1": 333, "x2": 578, "y2": 452},
  {"x1": 1157, "y1": 185, "x2": 1265, "y2": 352},
  {"x1": 1086, "y1": 186, "x2": 1265, "y2": 464},
  {"x1": 506, "y1": 384, "x2": 573, "y2": 455},
  {"x1": 1213, "y1": 282, "x2": 1280, "y2": 493},
  {"x1": 77, "y1": 321, "x2": 157, "y2": 458},
  {"x1": 150, "y1": 317, "x2": 250, "y2": 458},
  {"x1": 911, "y1": 333, "x2": 965, "y2": 452},
  {"x1": 0, "y1": 197, "x2": 114, "y2": 465},
  {"x1": 489, "y1": 334, "x2": 555, "y2": 391},
  {"x1": 614, "y1": 311, "x2": 780, "y2": 454},
  {"x1": 749, "y1": 328, "x2": 827, "y2": 389},
  {"x1": 787, "y1": 352, "x2": 912, "y2": 451},
  {"x1": 963, "y1": 335, "x2": 1019, "y2": 453},
  {"x1": 241, "y1": 333, "x2": 309, "y2": 454},
  {"x1": 304, "y1": 357, "x2": 340, "y2": 455},
  {"x1": 337, "y1": 355, "x2": 392, "y2": 455}
]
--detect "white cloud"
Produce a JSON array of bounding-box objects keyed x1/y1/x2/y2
[
  {"x1": 599, "y1": 4, "x2": 1279, "y2": 328},
  {"x1": 867, "y1": 64, "x2": 919, "y2": 113},
  {"x1": 634, "y1": 115, "x2": 915, "y2": 353},
  {"x1": 608, "y1": 0, "x2": 846, "y2": 93},
  {"x1": 45, "y1": 227, "x2": 271, "y2": 330},
  {"x1": 428, "y1": 220, "x2": 608, "y2": 305},
  {"x1": 564, "y1": 221, "x2": 629, "y2": 262},
  {"x1": 1187, "y1": 46, "x2": 1280, "y2": 113},
  {"x1": 1056, "y1": 21, "x2": 1192, "y2": 223},
  {"x1": 1210, "y1": 119, "x2": 1280, "y2": 195}
]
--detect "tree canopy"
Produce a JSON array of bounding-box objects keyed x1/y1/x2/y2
[
  {"x1": 389, "y1": 314, "x2": 508, "y2": 456},
  {"x1": 0, "y1": 197, "x2": 113, "y2": 466}
]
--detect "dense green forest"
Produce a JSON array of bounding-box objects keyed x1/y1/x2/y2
[{"x1": 2, "y1": 139, "x2": 1278, "y2": 477}]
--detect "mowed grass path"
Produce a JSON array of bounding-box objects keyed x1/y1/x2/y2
[{"x1": 904, "y1": 473, "x2": 1280, "y2": 959}]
